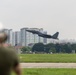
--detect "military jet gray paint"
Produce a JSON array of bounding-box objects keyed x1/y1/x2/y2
[
  {"x1": 26, "y1": 30, "x2": 40, "y2": 34},
  {"x1": 26, "y1": 29, "x2": 59, "y2": 39},
  {"x1": 38, "y1": 32, "x2": 59, "y2": 39}
]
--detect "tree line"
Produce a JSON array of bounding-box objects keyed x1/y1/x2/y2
[{"x1": 21, "y1": 43, "x2": 76, "y2": 53}]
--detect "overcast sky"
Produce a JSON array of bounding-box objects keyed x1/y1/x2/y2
[{"x1": 0, "y1": 0, "x2": 76, "y2": 39}]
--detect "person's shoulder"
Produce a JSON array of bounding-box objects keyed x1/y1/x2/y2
[
  {"x1": 5, "y1": 47, "x2": 17, "y2": 54},
  {"x1": 6, "y1": 47, "x2": 18, "y2": 59}
]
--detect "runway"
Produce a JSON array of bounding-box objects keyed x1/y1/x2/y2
[{"x1": 20, "y1": 63, "x2": 76, "y2": 68}]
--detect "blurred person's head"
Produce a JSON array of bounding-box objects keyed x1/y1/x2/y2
[{"x1": 0, "y1": 30, "x2": 8, "y2": 45}]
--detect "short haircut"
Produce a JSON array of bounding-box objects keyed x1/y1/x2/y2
[{"x1": 0, "y1": 32, "x2": 8, "y2": 43}]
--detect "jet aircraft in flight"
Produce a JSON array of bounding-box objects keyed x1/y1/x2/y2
[{"x1": 26, "y1": 29, "x2": 59, "y2": 39}]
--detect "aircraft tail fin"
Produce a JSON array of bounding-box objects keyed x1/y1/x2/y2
[{"x1": 52, "y1": 32, "x2": 59, "y2": 39}]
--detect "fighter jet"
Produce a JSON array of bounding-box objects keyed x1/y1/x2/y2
[
  {"x1": 38, "y1": 32, "x2": 59, "y2": 39},
  {"x1": 26, "y1": 29, "x2": 59, "y2": 39}
]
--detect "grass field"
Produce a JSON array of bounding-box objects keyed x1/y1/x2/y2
[
  {"x1": 19, "y1": 54, "x2": 76, "y2": 63},
  {"x1": 13, "y1": 68, "x2": 76, "y2": 75}
]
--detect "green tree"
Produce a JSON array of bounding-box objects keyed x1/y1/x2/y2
[
  {"x1": 71, "y1": 44, "x2": 76, "y2": 53},
  {"x1": 21, "y1": 47, "x2": 31, "y2": 53},
  {"x1": 45, "y1": 43, "x2": 55, "y2": 53},
  {"x1": 49, "y1": 47, "x2": 56, "y2": 53},
  {"x1": 32, "y1": 43, "x2": 44, "y2": 52}
]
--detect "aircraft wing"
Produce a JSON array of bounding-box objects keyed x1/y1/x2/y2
[
  {"x1": 38, "y1": 32, "x2": 59, "y2": 39},
  {"x1": 38, "y1": 33, "x2": 52, "y2": 38},
  {"x1": 26, "y1": 29, "x2": 41, "y2": 34}
]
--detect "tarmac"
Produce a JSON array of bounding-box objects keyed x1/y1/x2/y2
[{"x1": 20, "y1": 63, "x2": 76, "y2": 68}]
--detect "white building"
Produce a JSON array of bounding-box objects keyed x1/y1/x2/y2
[
  {"x1": 9, "y1": 29, "x2": 13, "y2": 45},
  {"x1": 43, "y1": 31, "x2": 47, "y2": 44},
  {"x1": 4, "y1": 29, "x2": 13, "y2": 45},
  {"x1": 20, "y1": 28, "x2": 44, "y2": 46},
  {"x1": 29, "y1": 28, "x2": 40, "y2": 44},
  {"x1": 12, "y1": 32, "x2": 15, "y2": 46},
  {"x1": 3, "y1": 28, "x2": 46, "y2": 46},
  {"x1": 20, "y1": 28, "x2": 29, "y2": 46},
  {"x1": 39, "y1": 28, "x2": 44, "y2": 43},
  {"x1": 15, "y1": 31, "x2": 21, "y2": 46}
]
